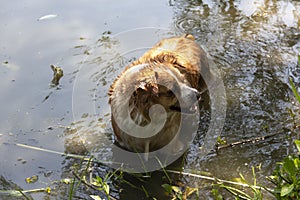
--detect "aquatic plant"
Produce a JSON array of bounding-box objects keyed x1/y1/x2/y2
[
  {"x1": 267, "y1": 140, "x2": 300, "y2": 199},
  {"x1": 212, "y1": 140, "x2": 300, "y2": 200}
]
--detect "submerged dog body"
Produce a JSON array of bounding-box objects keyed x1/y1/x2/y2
[{"x1": 108, "y1": 34, "x2": 210, "y2": 153}]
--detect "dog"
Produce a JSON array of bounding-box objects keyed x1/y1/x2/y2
[{"x1": 108, "y1": 34, "x2": 210, "y2": 154}]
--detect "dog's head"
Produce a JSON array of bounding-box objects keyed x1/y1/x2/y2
[{"x1": 109, "y1": 63, "x2": 200, "y2": 124}]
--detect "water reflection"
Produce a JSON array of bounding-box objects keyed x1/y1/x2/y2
[
  {"x1": 0, "y1": 0, "x2": 299, "y2": 199},
  {"x1": 173, "y1": 0, "x2": 298, "y2": 138},
  {"x1": 171, "y1": 0, "x2": 299, "y2": 197}
]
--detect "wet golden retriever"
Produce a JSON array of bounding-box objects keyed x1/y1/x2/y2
[{"x1": 108, "y1": 34, "x2": 210, "y2": 154}]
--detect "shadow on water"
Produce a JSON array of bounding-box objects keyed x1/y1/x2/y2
[{"x1": 0, "y1": 0, "x2": 299, "y2": 199}]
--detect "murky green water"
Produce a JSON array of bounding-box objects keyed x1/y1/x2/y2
[{"x1": 0, "y1": 0, "x2": 299, "y2": 199}]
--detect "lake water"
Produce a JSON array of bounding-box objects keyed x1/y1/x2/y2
[{"x1": 0, "y1": 0, "x2": 299, "y2": 199}]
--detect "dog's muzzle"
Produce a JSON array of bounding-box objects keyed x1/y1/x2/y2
[{"x1": 170, "y1": 85, "x2": 201, "y2": 114}]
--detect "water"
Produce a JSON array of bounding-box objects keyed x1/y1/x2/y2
[{"x1": 0, "y1": 0, "x2": 299, "y2": 199}]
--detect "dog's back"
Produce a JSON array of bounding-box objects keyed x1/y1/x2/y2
[{"x1": 127, "y1": 34, "x2": 209, "y2": 92}]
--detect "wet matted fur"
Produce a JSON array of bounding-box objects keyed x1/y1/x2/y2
[{"x1": 108, "y1": 34, "x2": 210, "y2": 153}]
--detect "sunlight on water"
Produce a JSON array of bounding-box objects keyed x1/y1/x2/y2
[{"x1": 0, "y1": 0, "x2": 299, "y2": 199}]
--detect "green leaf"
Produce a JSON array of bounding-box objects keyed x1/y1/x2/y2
[
  {"x1": 217, "y1": 136, "x2": 227, "y2": 145},
  {"x1": 281, "y1": 184, "x2": 294, "y2": 197},
  {"x1": 294, "y1": 158, "x2": 300, "y2": 169},
  {"x1": 92, "y1": 176, "x2": 103, "y2": 187},
  {"x1": 283, "y1": 156, "x2": 296, "y2": 176},
  {"x1": 96, "y1": 176, "x2": 103, "y2": 184},
  {"x1": 162, "y1": 184, "x2": 173, "y2": 194},
  {"x1": 211, "y1": 188, "x2": 223, "y2": 200},
  {"x1": 171, "y1": 186, "x2": 181, "y2": 194},
  {"x1": 289, "y1": 78, "x2": 300, "y2": 104},
  {"x1": 295, "y1": 140, "x2": 300, "y2": 153},
  {"x1": 103, "y1": 183, "x2": 109, "y2": 195}
]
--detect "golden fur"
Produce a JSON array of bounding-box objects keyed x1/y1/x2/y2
[{"x1": 108, "y1": 34, "x2": 210, "y2": 153}]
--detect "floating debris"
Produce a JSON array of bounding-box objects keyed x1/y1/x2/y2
[
  {"x1": 17, "y1": 157, "x2": 27, "y2": 164},
  {"x1": 25, "y1": 175, "x2": 38, "y2": 184},
  {"x1": 50, "y1": 64, "x2": 63, "y2": 87},
  {"x1": 102, "y1": 30, "x2": 112, "y2": 35},
  {"x1": 44, "y1": 171, "x2": 53, "y2": 178},
  {"x1": 81, "y1": 113, "x2": 89, "y2": 118},
  {"x1": 42, "y1": 91, "x2": 53, "y2": 103},
  {"x1": 37, "y1": 14, "x2": 58, "y2": 21}
]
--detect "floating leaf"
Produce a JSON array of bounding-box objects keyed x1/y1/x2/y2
[
  {"x1": 25, "y1": 175, "x2": 38, "y2": 184},
  {"x1": 281, "y1": 184, "x2": 294, "y2": 197}
]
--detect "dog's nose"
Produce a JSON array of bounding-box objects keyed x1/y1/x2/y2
[{"x1": 180, "y1": 84, "x2": 201, "y2": 101}]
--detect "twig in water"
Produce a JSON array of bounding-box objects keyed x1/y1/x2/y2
[
  {"x1": 165, "y1": 169, "x2": 273, "y2": 192},
  {"x1": 216, "y1": 132, "x2": 281, "y2": 150},
  {"x1": 15, "y1": 143, "x2": 122, "y2": 166}
]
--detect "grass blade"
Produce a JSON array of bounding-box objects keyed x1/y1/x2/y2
[{"x1": 289, "y1": 78, "x2": 300, "y2": 104}]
